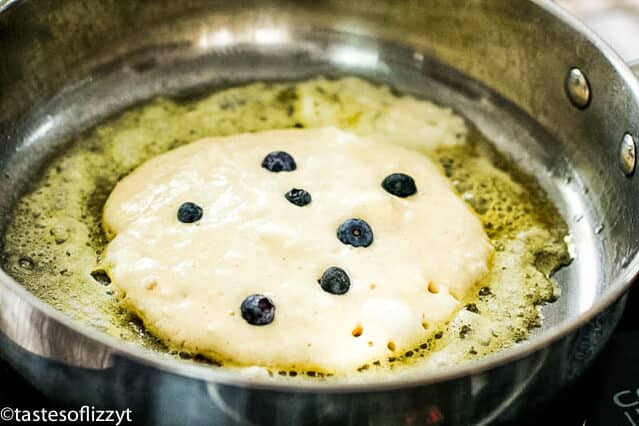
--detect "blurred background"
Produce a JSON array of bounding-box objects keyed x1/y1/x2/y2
[{"x1": 557, "y1": 0, "x2": 639, "y2": 61}]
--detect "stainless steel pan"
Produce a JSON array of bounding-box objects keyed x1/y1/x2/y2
[{"x1": 1, "y1": 0, "x2": 638, "y2": 424}]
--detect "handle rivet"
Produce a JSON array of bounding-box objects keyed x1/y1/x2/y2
[
  {"x1": 620, "y1": 133, "x2": 636, "y2": 177},
  {"x1": 565, "y1": 68, "x2": 591, "y2": 109}
]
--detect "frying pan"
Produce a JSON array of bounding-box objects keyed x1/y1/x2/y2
[{"x1": 1, "y1": 0, "x2": 638, "y2": 424}]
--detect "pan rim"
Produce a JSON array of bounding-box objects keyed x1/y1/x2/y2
[{"x1": 0, "y1": 0, "x2": 638, "y2": 393}]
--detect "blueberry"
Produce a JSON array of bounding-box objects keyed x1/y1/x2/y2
[
  {"x1": 382, "y1": 173, "x2": 417, "y2": 197},
  {"x1": 240, "y1": 294, "x2": 275, "y2": 326},
  {"x1": 318, "y1": 267, "x2": 350, "y2": 295},
  {"x1": 337, "y1": 218, "x2": 373, "y2": 247},
  {"x1": 285, "y1": 188, "x2": 312, "y2": 207},
  {"x1": 177, "y1": 202, "x2": 203, "y2": 223},
  {"x1": 262, "y1": 151, "x2": 297, "y2": 172}
]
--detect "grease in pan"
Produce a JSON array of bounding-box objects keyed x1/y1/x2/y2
[{"x1": 0, "y1": 77, "x2": 571, "y2": 379}]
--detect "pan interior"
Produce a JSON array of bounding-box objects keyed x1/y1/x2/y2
[{"x1": 0, "y1": 29, "x2": 602, "y2": 368}]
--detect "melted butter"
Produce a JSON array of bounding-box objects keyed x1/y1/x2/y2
[{"x1": 0, "y1": 77, "x2": 570, "y2": 379}]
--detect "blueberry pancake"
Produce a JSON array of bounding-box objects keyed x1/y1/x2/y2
[{"x1": 101, "y1": 127, "x2": 493, "y2": 372}]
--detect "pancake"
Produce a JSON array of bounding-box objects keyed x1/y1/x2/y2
[{"x1": 102, "y1": 127, "x2": 493, "y2": 373}]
